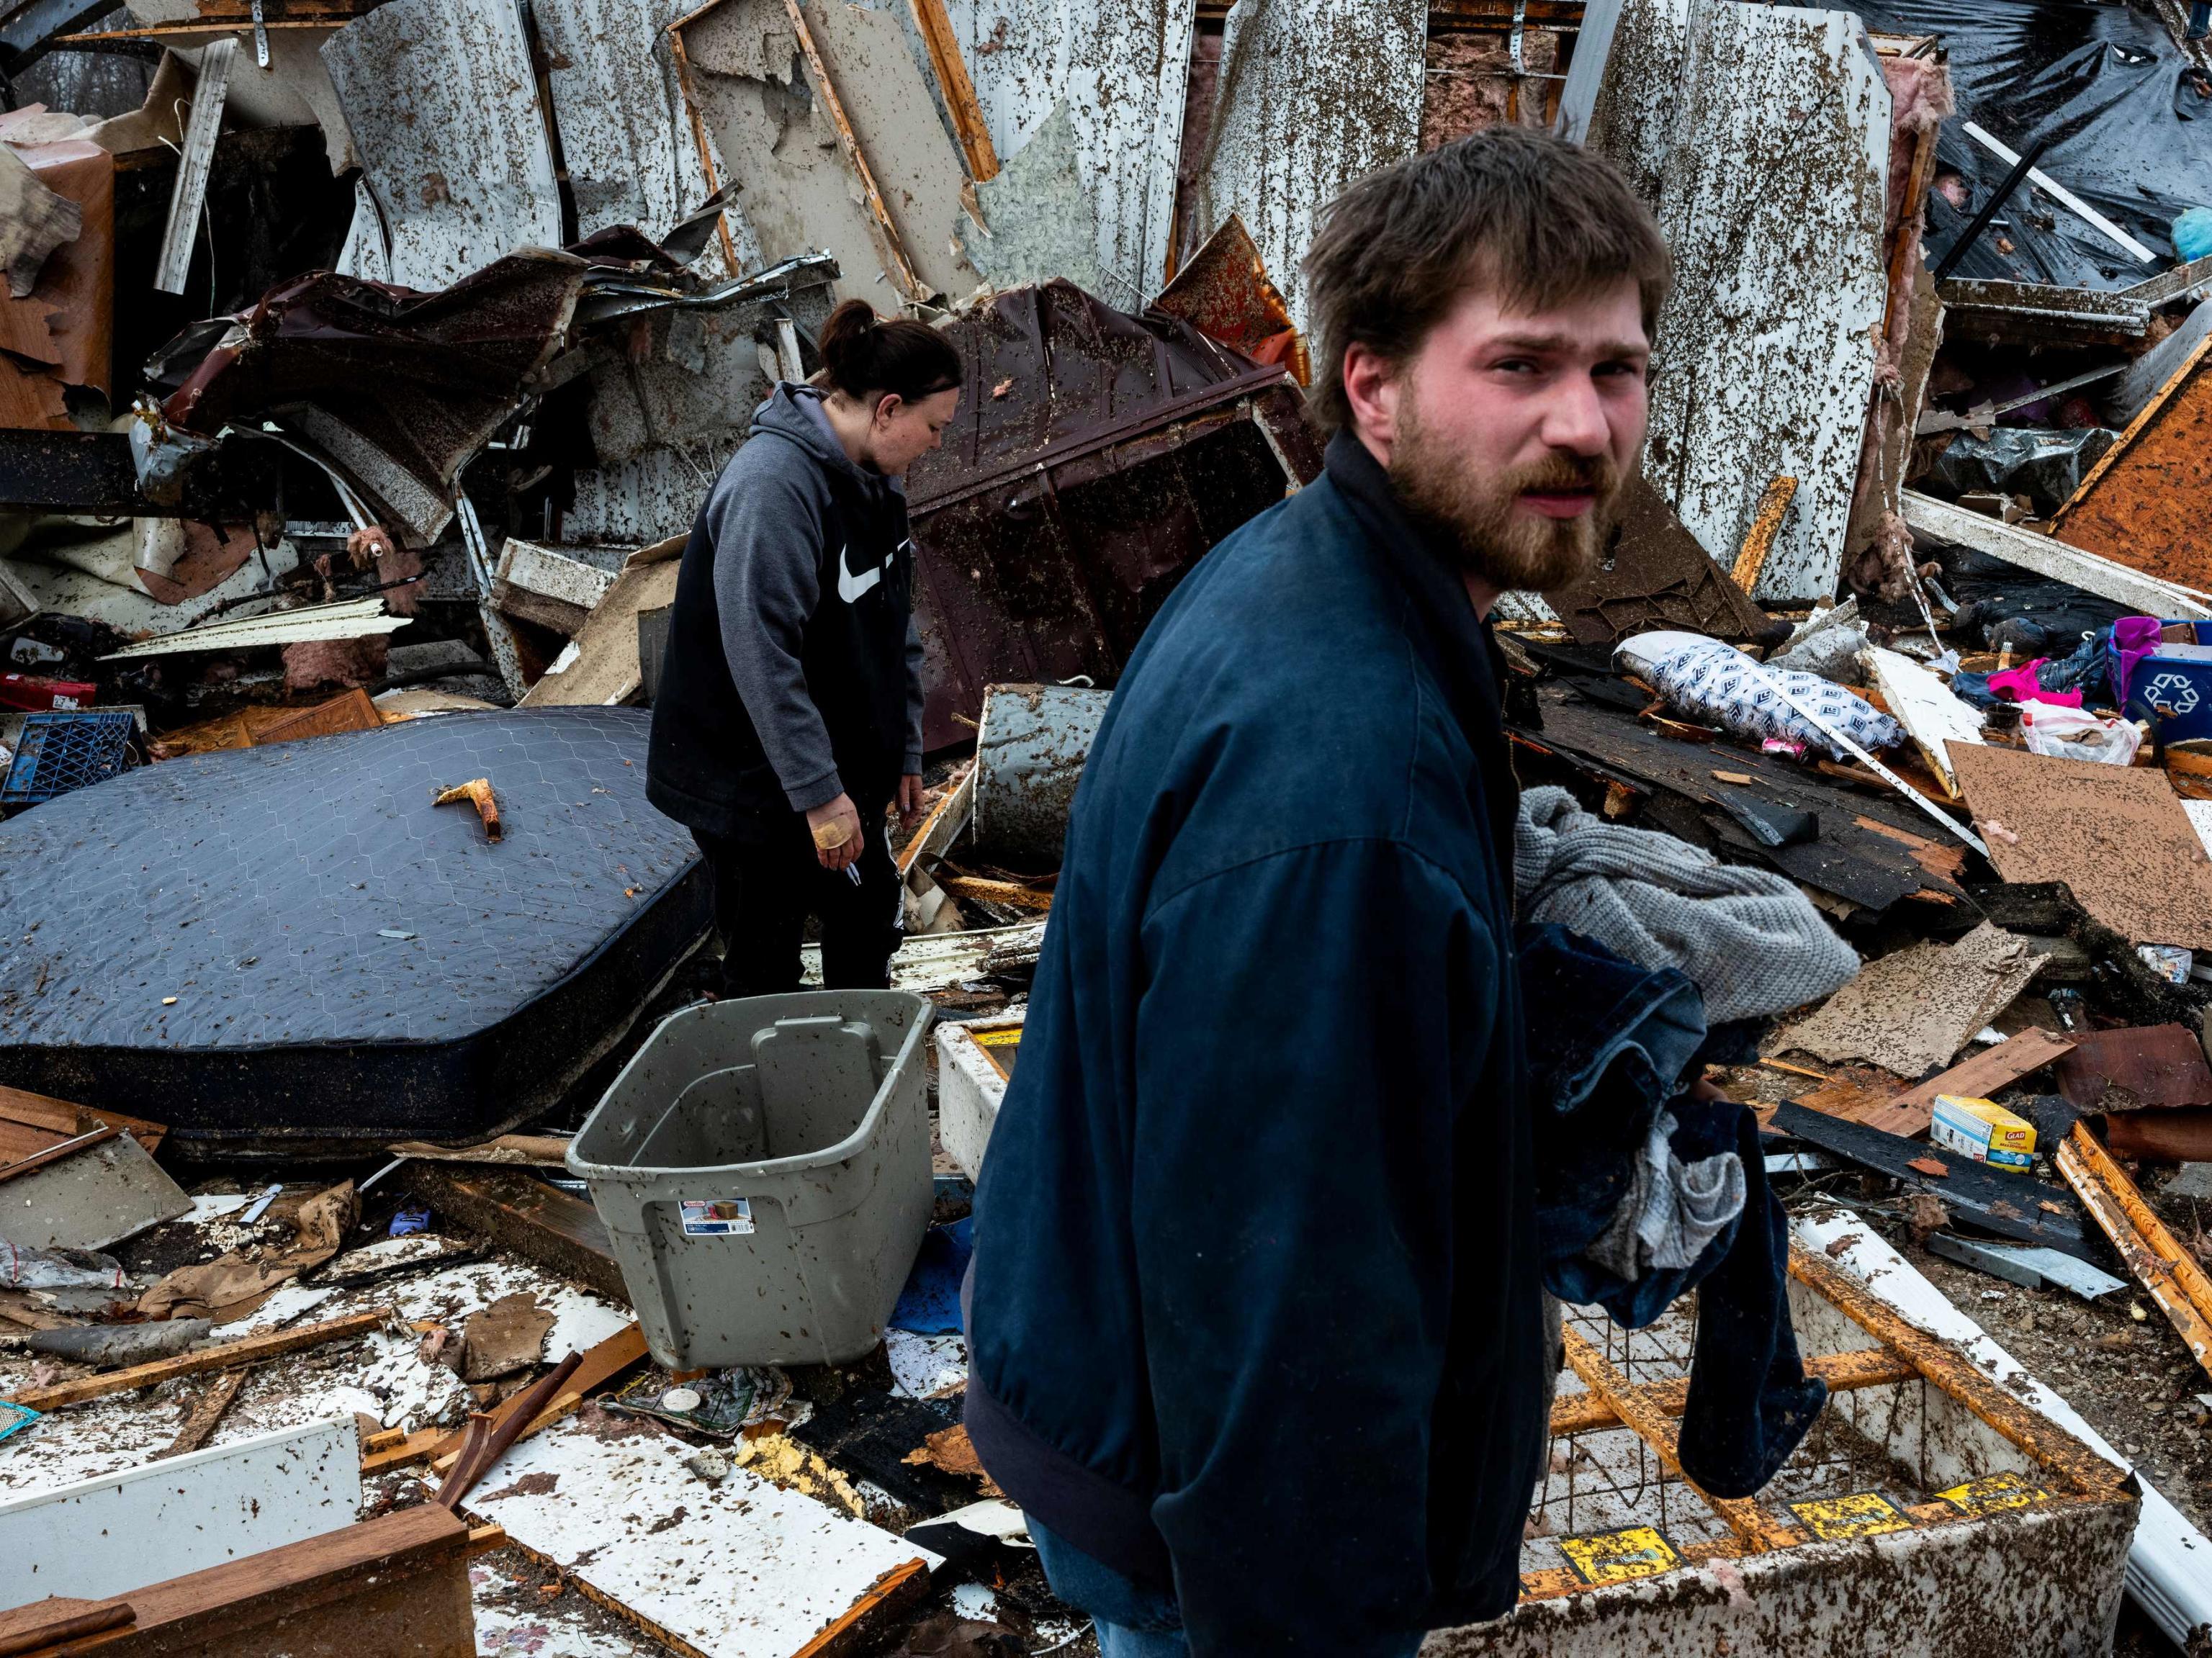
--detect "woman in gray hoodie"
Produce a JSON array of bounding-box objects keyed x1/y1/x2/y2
[{"x1": 647, "y1": 301, "x2": 962, "y2": 994}]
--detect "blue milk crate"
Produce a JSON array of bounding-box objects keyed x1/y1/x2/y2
[{"x1": 2, "y1": 710, "x2": 137, "y2": 807}]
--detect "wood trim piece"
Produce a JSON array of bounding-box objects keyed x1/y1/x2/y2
[
  {"x1": 382, "y1": 1324, "x2": 648, "y2": 1478},
  {"x1": 9, "y1": 1309, "x2": 388, "y2": 1413},
  {"x1": 906, "y1": 0, "x2": 999, "y2": 180},
  {"x1": 1730, "y1": 475, "x2": 1797, "y2": 594},
  {"x1": 54, "y1": 1506, "x2": 472, "y2": 1654}
]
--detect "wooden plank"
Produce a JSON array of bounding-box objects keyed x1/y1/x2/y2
[
  {"x1": 0, "y1": 1126, "x2": 117, "y2": 1186},
  {"x1": 0, "y1": 1085, "x2": 165, "y2": 1155},
  {"x1": 0, "y1": 1600, "x2": 132, "y2": 1654},
  {"x1": 936, "y1": 875, "x2": 1052, "y2": 914},
  {"x1": 2058, "y1": 1125, "x2": 2212, "y2": 1381},
  {"x1": 788, "y1": 1559, "x2": 932, "y2": 1658},
  {"x1": 906, "y1": 0, "x2": 997, "y2": 179},
  {"x1": 402, "y1": 1161, "x2": 628, "y2": 1305},
  {"x1": 9, "y1": 1310, "x2": 387, "y2": 1413},
  {"x1": 154, "y1": 1368, "x2": 250, "y2": 1461},
  {"x1": 1851, "y1": 1027, "x2": 2077, "y2": 1139},
  {"x1": 58, "y1": 1506, "x2": 474, "y2": 1658}
]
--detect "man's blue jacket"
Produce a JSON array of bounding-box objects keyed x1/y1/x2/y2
[{"x1": 966, "y1": 432, "x2": 1550, "y2": 1654}]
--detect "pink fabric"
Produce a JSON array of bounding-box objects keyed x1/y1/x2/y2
[{"x1": 1986, "y1": 659, "x2": 2084, "y2": 708}]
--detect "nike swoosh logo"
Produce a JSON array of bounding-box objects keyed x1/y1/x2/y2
[{"x1": 836, "y1": 544, "x2": 883, "y2": 604}]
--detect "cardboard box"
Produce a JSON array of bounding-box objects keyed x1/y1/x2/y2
[{"x1": 1930, "y1": 1094, "x2": 2037, "y2": 1171}]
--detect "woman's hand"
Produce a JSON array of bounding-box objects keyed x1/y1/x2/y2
[
  {"x1": 806, "y1": 793, "x2": 864, "y2": 870},
  {"x1": 896, "y1": 773, "x2": 926, "y2": 831}
]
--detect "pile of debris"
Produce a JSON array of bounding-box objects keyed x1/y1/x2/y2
[{"x1": 0, "y1": 0, "x2": 2210, "y2": 1653}]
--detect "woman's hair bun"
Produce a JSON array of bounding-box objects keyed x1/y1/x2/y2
[{"x1": 816, "y1": 297, "x2": 962, "y2": 405}]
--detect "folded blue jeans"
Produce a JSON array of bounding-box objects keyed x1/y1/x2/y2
[{"x1": 1030, "y1": 1519, "x2": 1187, "y2": 1657}]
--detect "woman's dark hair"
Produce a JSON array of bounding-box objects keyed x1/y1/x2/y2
[{"x1": 817, "y1": 299, "x2": 962, "y2": 405}]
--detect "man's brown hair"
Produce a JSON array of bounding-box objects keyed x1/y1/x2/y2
[{"x1": 1303, "y1": 127, "x2": 1672, "y2": 435}]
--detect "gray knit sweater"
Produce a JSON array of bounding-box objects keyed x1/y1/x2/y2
[{"x1": 1515, "y1": 785, "x2": 1860, "y2": 1024}]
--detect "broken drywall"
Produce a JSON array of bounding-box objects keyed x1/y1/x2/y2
[
  {"x1": 1953, "y1": 741, "x2": 2212, "y2": 951},
  {"x1": 1776, "y1": 921, "x2": 2044, "y2": 1077},
  {"x1": 941, "y1": 0, "x2": 1197, "y2": 304}
]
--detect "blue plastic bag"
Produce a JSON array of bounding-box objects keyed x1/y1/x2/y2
[{"x1": 2176, "y1": 207, "x2": 2212, "y2": 265}]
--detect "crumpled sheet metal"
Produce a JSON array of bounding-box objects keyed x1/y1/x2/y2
[
  {"x1": 1186, "y1": 0, "x2": 1426, "y2": 333},
  {"x1": 534, "y1": 0, "x2": 734, "y2": 266},
  {"x1": 320, "y1": 0, "x2": 564, "y2": 292},
  {"x1": 1152, "y1": 212, "x2": 1308, "y2": 383},
  {"x1": 1593, "y1": 0, "x2": 1890, "y2": 603},
  {"x1": 162, "y1": 251, "x2": 587, "y2": 546},
  {"x1": 940, "y1": 0, "x2": 1198, "y2": 305},
  {"x1": 905, "y1": 281, "x2": 1321, "y2": 748},
  {"x1": 2054, "y1": 335, "x2": 2212, "y2": 593}
]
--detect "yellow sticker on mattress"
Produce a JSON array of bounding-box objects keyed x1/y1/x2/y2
[
  {"x1": 1937, "y1": 1471, "x2": 2051, "y2": 1517},
  {"x1": 1789, "y1": 1491, "x2": 1912, "y2": 1541},
  {"x1": 1558, "y1": 1526, "x2": 1682, "y2": 1585}
]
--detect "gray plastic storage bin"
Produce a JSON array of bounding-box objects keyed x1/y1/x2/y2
[{"x1": 567, "y1": 989, "x2": 935, "y2": 1368}]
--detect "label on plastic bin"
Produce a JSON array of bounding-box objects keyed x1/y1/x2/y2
[
  {"x1": 680, "y1": 1198, "x2": 755, "y2": 1235},
  {"x1": 1557, "y1": 1526, "x2": 1681, "y2": 1586}
]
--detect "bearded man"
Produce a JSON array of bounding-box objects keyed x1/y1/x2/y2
[{"x1": 963, "y1": 129, "x2": 1671, "y2": 1658}]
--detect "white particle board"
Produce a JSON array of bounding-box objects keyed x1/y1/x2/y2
[
  {"x1": 0, "y1": 1418, "x2": 359, "y2": 1603},
  {"x1": 467, "y1": 1417, "x2": 941, "y2": 1658}
]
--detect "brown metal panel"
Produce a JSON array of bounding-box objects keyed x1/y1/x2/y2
[{"x1": 2054, "y1": 333, "x2": 2212, "y2": 590}]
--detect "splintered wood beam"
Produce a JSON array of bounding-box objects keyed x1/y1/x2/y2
[
  {"x1": 9, "y1": 1309, "x2": 390, "y2": 1413},
  {"x1": 414, "y1": 1325, "x2": 650, "y2": 1479},
  {"x1": 2058, "y1": 1125, "x2": 2212, "y2": 1382},
  {"x1": 906, "y1": 0, "x2": 999, "y2": 180},
  {"x1": 1730, "y1": 474, "x2": 1798, "y2": 594},
  {"x1": 1851, "y1": 1026, "x2": 2075, "y2": 1140}
]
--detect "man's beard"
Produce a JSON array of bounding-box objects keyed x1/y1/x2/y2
[{"x1": 1388, "y1": 398, "x2": 1620, "y2": 593}]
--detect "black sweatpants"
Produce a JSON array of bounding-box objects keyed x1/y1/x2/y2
[{"x1": 693, "y1": 805, "x2": 903, "y2": 997}]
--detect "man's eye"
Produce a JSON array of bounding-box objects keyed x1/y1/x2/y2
[
  {"x1": 1495, "y1": 359, "x2": 1537, "y2": 374},
  {"x1": 1596, "y1": 361, "x2": 1647, "y2": 380}
]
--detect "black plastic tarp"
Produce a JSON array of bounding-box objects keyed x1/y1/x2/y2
[{"x1": 1853, "y1": 0, "x2": 2212, "y2": 289}]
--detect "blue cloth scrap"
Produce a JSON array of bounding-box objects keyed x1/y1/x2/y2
[
  {"x1": 892, "y1": 1215, "x2": 974, "y2": 1334},
  {"x1": 1520, "y1": 922, "x2": 1826, "y2": 1497}
]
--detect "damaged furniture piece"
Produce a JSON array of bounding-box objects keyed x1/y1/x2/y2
[{"x1": 0, "y1": 710, "x2": 709, "y2": 1157}]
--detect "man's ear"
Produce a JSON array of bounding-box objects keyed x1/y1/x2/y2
[{"x1": 1340, "y1": 342, "x2": 1401, "y2": 453}]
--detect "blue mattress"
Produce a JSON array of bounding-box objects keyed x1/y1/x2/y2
[{"x1": 0, "y1": 708, "x2": 709, "y2": 1158}]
